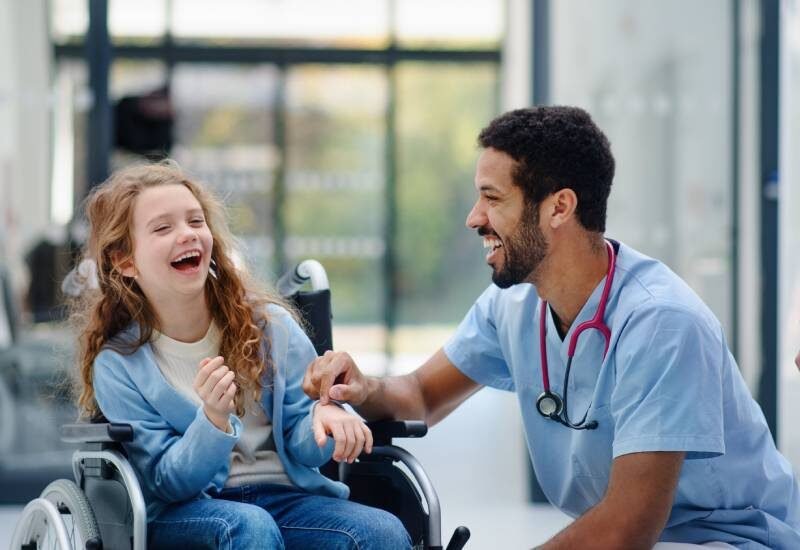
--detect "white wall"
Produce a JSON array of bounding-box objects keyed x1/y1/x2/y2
[{"x1": 0, "y1": 0, "x2": 52, "y2": 298}]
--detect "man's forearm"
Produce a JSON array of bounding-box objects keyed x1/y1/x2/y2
[
  {"x1": 355, "y1": 374, "x2": 428, "y2": 421},
  {"x1": 537, "y1": 502, "x2": 656, "y2": 550}
]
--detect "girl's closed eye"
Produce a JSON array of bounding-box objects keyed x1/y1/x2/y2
[{"x1": 154, "y1": 225, "x2": 170, "y2": 233}]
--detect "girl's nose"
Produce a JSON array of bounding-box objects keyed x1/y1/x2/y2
[{"x1": 177, "y1": 226, "x2": 199, "y2": 243}]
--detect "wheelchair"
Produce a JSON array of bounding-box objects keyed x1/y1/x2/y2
[{"x1": 10, "y1": 260, "x2": 471, "y2": 550}]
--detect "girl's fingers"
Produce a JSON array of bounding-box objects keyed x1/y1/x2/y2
[
  {"x1": 223, "y1": 382, "x2": 237, "y2": 412},
  {"x1": 349, "y1": 424, "x2": 365, "y2": 462},
  {"x1": 211, "y1": 371, "x2": 236, "y2": 402},
  {"x1": 200, "y1": 364, "x2": 229, "y2": 398},
  {"x1": 363, "y1": 423, "x2": 373, "y2": 454},
  {"x1": 342, "y1": 422, "x2": 357, "y2": 462},
  {"x1": 312, "y1": 406, "x2": 327, "y2": 447},
  {"x1": 330, "y1": 423, "x2": 346, "y2": 461},
  {"x1": 194, "y1": 356, "x2": 225, "y2": 389}
]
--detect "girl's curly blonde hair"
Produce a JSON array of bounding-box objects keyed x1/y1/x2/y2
[{"x1": 72, "y1": 160, "x2": 292, "y2": 419}]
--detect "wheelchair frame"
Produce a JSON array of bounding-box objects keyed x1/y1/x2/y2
[{"x1": 11, "y1": 260, "x2": 469, "y2": 550}]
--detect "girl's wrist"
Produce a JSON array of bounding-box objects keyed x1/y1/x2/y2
[{"x1": 203, "y1": 407, "x2": 231, "y2": 433}]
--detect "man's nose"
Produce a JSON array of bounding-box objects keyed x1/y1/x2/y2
[{"x1": 466, "y1": 201, "x2": 486, "y2": 229}]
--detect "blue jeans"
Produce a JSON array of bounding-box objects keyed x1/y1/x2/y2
[{"x1": 147, "y1": 483, "x2": 412, "y2": 549}]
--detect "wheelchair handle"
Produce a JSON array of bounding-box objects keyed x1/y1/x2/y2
[{"x1": 276, "y1": 259, "x2": 330, "y2": 296}]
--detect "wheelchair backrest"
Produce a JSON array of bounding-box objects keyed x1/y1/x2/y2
[{"x1": 288, "y1": 289, "x2": 333, "y2": 356}]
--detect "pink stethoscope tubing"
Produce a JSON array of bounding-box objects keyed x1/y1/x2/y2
[{"x1": 536, "y1": 240, "x2": 616, "y2": 430}]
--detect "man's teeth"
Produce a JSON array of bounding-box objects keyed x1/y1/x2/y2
[
  {"x1": 173, "y1": 251, "x2": 200, "y2": 262},
  {"x1": 483, "y1": 238, "x2": 502, "y2": 250}
]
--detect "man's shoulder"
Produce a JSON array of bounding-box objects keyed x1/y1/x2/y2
[{"x1": 615, "y1": 242, "x2": 718, "y2": 325}]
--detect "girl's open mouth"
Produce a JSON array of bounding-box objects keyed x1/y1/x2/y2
[{"x1": 170, "y1": 251, "x2": 202, "y2": 272}]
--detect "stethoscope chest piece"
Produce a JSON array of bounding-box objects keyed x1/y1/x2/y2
[{"x1": 536, "y1": 391, "x2": 563, "y2": 418}]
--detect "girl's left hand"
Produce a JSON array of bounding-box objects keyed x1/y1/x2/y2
[{"x1": 312, "y1": 403, "x2": 373, "y2": 463}]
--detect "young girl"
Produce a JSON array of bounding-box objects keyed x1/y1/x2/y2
[{"x1": 72, "y1": 161, "x2": 411, "y2": 550}]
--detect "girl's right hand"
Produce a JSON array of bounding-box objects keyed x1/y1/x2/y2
[{"x1": 193, "y1": 356, "x2": 237, "y2": 433}]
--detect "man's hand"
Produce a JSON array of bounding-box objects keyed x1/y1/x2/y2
[
  {"x1": 194, "y1": 356, "x2": 236, "y2": 433},
  {"x1": 303, "y1": 351, "x2": 368, "y2": 406},
  {"x1": 312, "y1": 403, "x2": 373, "y2": 463}
]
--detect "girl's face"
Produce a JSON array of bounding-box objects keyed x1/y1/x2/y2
[{"x1": 121, "y1": 184, "x2": 214, "y2": 306}]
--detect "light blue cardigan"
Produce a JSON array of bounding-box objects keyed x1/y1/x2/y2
[{"x1": 92, "y1": 304, "x2": 349, "y2": 522}]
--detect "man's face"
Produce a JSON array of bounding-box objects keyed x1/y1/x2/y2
[{"x1": 466, "y1": 148, "x2": 549, "y2": 288}]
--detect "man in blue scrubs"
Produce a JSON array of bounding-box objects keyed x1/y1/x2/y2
[{"x1": 303, "y1": 106, "x2": 800, "y2": 549}]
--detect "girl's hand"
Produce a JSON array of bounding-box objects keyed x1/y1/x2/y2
[
  {"x1": 312, "y1": 403, "x2": 373, "y2": 463},
  {"x1": 194, "y1": 356, "x2": 237, "y2": 433}
]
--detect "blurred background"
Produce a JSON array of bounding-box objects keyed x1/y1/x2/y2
[{"x1": 1, "y1": 0, "x2": 799, "y2": 547}]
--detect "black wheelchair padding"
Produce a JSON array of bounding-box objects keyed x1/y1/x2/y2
[
  {"x1": 341, "y1": 458, "x2": 427, "y2": 547},
  {"x1": 367, "y1": 420, "x2": 427, "y2": 447},
  {"x1": 61, "y1": 420, "x2": 133, "y2": 444},
  {"x1": 288, "y1": 289, "x2": 333, "y2": 357}
]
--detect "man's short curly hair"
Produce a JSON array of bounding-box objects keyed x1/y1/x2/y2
[{"x1": 478, "y1": 106, "x2": 615, "y2": 232}]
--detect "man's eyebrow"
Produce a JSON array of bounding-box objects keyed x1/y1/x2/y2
[{"x1": 478, "y1": 184, "x2": 503, "y2": 194}]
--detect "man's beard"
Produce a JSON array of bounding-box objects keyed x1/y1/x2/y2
[{"x1": 490, "y1": 202, "x2": 548, "y2": 289}]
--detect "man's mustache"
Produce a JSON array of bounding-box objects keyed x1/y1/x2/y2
[{"x1": 477, "y1": 227, "x2": 499, "y2": 238}]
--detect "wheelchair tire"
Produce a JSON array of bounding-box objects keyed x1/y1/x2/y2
[
  {"x1": 9, "y1": 497, "x2": 72, "y2": 550},
  {"x1": 39, "y1": 478, "x2": 102, "y2": 549}
]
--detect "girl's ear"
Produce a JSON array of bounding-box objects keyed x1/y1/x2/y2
[{"x1": 112, "y1": 252, "x2": 137, "y2": 278}]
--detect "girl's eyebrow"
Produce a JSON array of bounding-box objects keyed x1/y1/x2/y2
[
  {"x1": 145, "y1": 213, "x2": 171, "y2": 228},
  {"x1": 145, "y1": 208, "x2": 204, "y2": 227}
]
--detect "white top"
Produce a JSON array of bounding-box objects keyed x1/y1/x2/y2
[{"x1": 151, "y1": 322, "x2": 292, "y2": 487}]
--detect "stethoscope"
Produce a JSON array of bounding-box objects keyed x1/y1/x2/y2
[{"x1": 536, "y1": 241, "x2": 616, "y2": 430}]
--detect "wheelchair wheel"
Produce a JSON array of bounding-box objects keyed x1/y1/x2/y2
[
  {"x1": 40, "y1": 479, "x2": 102, "y2": 549},
  {"x1": 11, "y1": 478, "x2": 102, "y2": 549},
  {"x1": 9, "y1": 497, "x2": 72, "y2": 550}
]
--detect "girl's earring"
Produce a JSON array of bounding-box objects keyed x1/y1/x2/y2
[{"x1": 209, "y1": 258, "x2": 219, "y2": 280}]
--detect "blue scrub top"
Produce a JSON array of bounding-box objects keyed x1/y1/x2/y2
[{"x1": 444, "y1": 241, "x2": 800, "y2": 549}]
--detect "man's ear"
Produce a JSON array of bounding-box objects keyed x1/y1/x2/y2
[
  {"x1": 111, "y1": 251, "x2": 137, "y2": 278},
  {"x1": 546, "y1": 189, "x2": 578, "y2": 229}
]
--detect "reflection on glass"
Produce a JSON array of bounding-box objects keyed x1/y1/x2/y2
[
  {"x1": 0, "y1": 322, "x2": 79, "y2": 493},
  {"x1": 285, "y1": 65, "x2": 387, "y2": 323},
  {"x1": 395, "y1": 62, "x2": 498, "y2": 325},
  {"x1": 552, "y1": 0, "x2": 733, "y2": 337},
  {"x1": 170, "y1": 64, "x2": 281, "y2": 280}
]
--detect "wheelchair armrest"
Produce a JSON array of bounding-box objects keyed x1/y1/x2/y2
[
  {"x1": 366, "y1": 420, "x2": 427, "y2": 446},
  {"x1": 60, "y1": 422, "x2": 134, "y2": 443}
]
